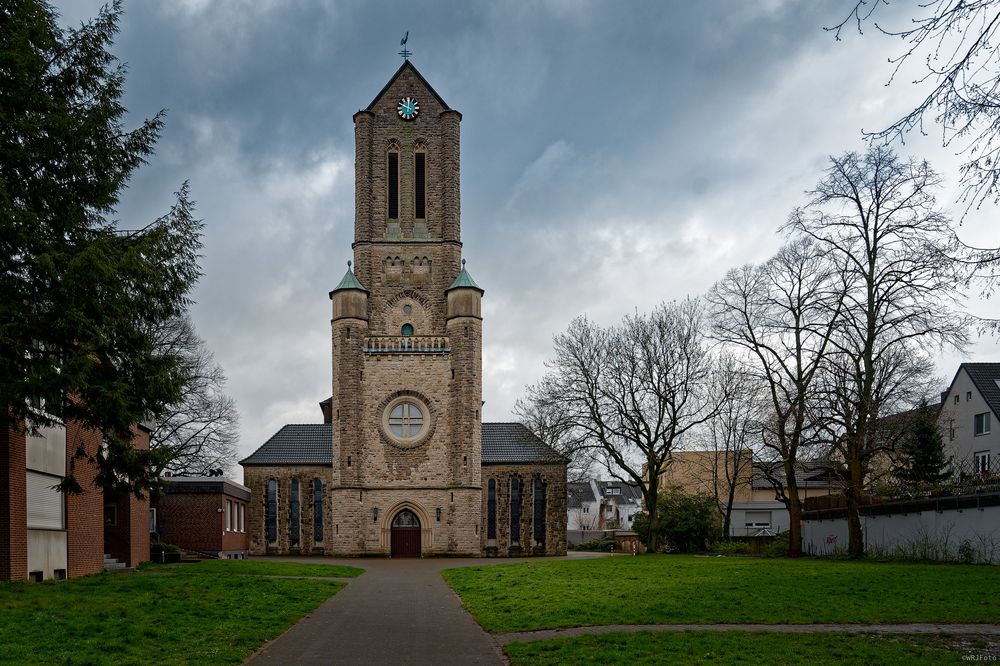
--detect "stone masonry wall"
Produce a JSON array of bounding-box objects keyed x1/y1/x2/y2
[
  {"x1": 482, "y1": 464, "x2": 568, "y2": 557},
  {"x1": 329, "y1": 487, "x2": 481, "y2": 556},
  {"x1": 244, "y1": 466, "x2": 334, "y2": 555}
]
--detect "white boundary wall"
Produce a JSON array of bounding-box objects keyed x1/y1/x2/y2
[{"x1": 803, "y1": 498, "x2": 1000, "y2": 563}]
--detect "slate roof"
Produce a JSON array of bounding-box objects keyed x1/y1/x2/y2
[
  {"x1": 481, "y1": 422, "x2": 568, "y2": 464},
  {"x1": 240, "y1": 424, "x2": 334, "y2": 466},
  {"x1": 751, "y1": 462, "x2": 846, "y2": 490},
  {"x1": 567, "y1": 481, "x2": 596, "y2": 508},
  {"x1": 961, "y1": 363, "x2": 1000, "y2": 417},
  {"x1": 365, "y1": 60, "x2": 451, "y2": 113},
  {"x1": 240, "y1": 422, "x2": 567, "y2": 467},
  {"x1": 595, "y1": 480, "x2": 643, "y2": 505}
]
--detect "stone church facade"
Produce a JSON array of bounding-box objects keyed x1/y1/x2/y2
[{"x1": 240, "y1": 61, "x2": 567, "y2": 557}]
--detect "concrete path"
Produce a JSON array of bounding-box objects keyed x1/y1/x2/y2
[{"x1": 244, "y1": 554, "x2": 605, "y2": 666}]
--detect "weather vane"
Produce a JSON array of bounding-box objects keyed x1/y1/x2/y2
[{"x1": 399, "y1": 31, "x2": 411, "y2": 60}]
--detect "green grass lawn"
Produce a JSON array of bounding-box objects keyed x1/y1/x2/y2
[
  {"x1": 0, "y1": 559, "x2": 364, "y2": 665},
  {"x1": 504, "y1": 631, "x2": 987, "y2": 665},
  {"x1": 442, "y1": 555, "x2": 1000, "y2": 632},
  {"x1": 139, "y1": 558, "x2": 364, "y2": 578}
]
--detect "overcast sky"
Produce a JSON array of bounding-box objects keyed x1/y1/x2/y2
[{"x1": 57, "y1": 1, "x2": 997, "y2": 479}]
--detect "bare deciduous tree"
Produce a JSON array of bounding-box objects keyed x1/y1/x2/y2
[
  {"x1": 525, "y1": 298, "x2": 721, "y2": 552},
  {"x1": 788, "y1": 146, "x2": 969, "y2": 556},
  {"x1": 691, "y1": 355, "x2": 761, "y2": 538},
  {"x1": 515, "y1": 391, "x2": 597, "y2": 482},
  {"x1": 146, "y1": 315, "x2": 240, "y2": 477},
  {"x1": 829, "y1": 0, "x2": 1000, "y2": 211},
  {"x1": 708, "y1": 238, "x2": 842, "y2": 555}
]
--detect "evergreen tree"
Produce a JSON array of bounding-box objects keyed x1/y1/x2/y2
[
  {"x1": 1, "y1": 1, "x2": 202, "y2": 496},
  {"x1": 895, "y1": 404, "x2": 951, "y2": 485}
]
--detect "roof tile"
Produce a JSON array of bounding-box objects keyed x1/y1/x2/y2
[{"x1": 240, "y1": 422, "x2": 567, "y2": 467}]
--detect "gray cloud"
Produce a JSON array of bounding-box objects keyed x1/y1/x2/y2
[{"x1": 55, "y1": 1, "x2": 997, "y2": 478}]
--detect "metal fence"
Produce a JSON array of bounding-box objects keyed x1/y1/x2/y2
[{"x1": 868, "y1": 456, "x2": 999, "y2": 501}]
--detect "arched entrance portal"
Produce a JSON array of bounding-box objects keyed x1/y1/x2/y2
[{"x1": 390, "y1": 509, "x2": 421, "y2": 557}]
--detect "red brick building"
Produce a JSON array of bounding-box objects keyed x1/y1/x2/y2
[
  {"x1": 152, "y1": 476, "x2": 250, "y2": 559},
  {"x1": 1, "y1": 419, "x2": 151, "y2": 581}
]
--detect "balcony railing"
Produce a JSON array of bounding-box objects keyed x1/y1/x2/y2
[{"x1": 363, "y1": 336, "x2": 451, "y2": 354}]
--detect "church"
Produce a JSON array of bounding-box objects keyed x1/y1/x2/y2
[{"x1": 240, "y1": 61, "x2": 568, "y2": 557}]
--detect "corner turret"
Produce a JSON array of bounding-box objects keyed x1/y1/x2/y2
[
  {"x1": 330, "y1": 261, "x2": 369, "y2": 322},
  {"x1": 446, "y1": 259, "x2": 483, "y2": 320}
]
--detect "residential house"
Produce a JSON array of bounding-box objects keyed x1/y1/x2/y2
[
  {"x1": 660, "y1": 450, "x2": 842, "y2": 536},
  {"x1": 938, "y1": 363, "x2": 999, "y2": 476},
  {"x1": 566, "y1": 479, "x2": 643, "y2": 532},
  {"x1": 567, "y1": 481, "x2": 598, "y2": 530}
]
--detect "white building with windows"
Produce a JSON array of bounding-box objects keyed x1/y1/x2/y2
[{"x1": 938, "y1": 363, "x2": 999, "y2": 476}]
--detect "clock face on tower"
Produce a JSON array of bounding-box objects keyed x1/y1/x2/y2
[{"x1": 397, "y1": 97, "x2": 419, "y2": 120}]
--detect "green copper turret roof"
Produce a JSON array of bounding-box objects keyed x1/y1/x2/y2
[
  {"x1": 332, "y1": 261, "x2": 368, "y2": 293},
  {"x1": 446, "y1": 259, "x2": 484, "y2": 293}
]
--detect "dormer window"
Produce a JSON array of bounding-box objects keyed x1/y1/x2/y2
[
  {"x1": 607, "y1": 486, "x2": 621, "y2": 495},
  {"x1": 387, "y1": 150, "x2": 399, "y2": 219}
]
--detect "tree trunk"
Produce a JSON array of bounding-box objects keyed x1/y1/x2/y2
[
  {"x1": 644, "y1": 473, "x2": 659, "y2": 552},
  {"x1": 846, "y1": 448, "x2": 865, "y2": 557},
  {"x1": 723, "y1": 484, "x2": 737, "y2": 538},
  {"x1": 784, "y1": 461, "x2": 803, "y2": 557}
]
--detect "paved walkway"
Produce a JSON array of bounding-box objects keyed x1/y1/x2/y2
[{"x1": 244, "y1": 553, "x2": 606, "y2": 666}]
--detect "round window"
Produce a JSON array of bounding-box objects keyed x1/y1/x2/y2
[
  {"x1": 402, "y1": 304, "x2": 413, "y2": 314},
  {"x1": 387, "y1": 400, "x2": 424, "y2": 438},
  {"x1": 380, "y1": 394, "x2": 434, "y2": 448}
]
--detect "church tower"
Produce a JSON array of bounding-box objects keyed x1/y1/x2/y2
[{"x1": 328, "y1": 61, "x2": 483, "y2": 556}]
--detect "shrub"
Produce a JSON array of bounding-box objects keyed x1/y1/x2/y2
[
  {"x1": 712, "y1": 540, "x2": 752, "y2": 555},
  {"x1": 634, "y1": 486, "x2": 721, "y2": 553},
  {"x1": 572, "y1": 535, "x2": 617, "y2": 552}
]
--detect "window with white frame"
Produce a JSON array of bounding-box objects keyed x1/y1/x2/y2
[
  {"x1": 239, "y1": 503, "x2": 245, "y2": 532},
  {"x1": 975, "y1": 412, "x2": 991, "y2": 436},
  {"x1": 975, "y1": 451, "x2": 991, "y2": 475},
  {"x1": 226, "y1": 499, "x2": 233, "y2": 531},
  {"x1": 582, "y1": 506, "x2": 589, "y2": 514},
  {"x1": 606, "y1": 486, "x2": 621, "y2": 495}
]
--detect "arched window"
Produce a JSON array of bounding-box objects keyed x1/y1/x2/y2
[
  {"x1": 387, "y1": 150, "x2": 399, "y2": 219},
  {"x1": 401, "y1": 323, "x2": 414, "y2": 337},
  {"x1": 510, "y1": 477, "x2": 521, "y2": 542},
  {"x1": 414, "y1": 150, "x2": 426, "y2": 219},
  {"x1": 290, "y1": 478, "x2": 300, "y2": 547},
  {"x1": 392, "y1": 509, "x2": 420, "y2": 527},
  {"x1": 313, "y1": 478, "x2": 324, "y2": 543},
  {"x1": 533, "y1": 477, "x2": 546, "y2": 546},
  {"x1": 487, "y1": 478, "x2": 497, "y2": 540},
  {"x1": 265, "y1": 479, "x2": 278, "y2": 544}
]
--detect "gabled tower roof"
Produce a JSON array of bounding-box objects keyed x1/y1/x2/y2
[{"x1": 365, "y1": 60, "x2": 451, "y2": 113}]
